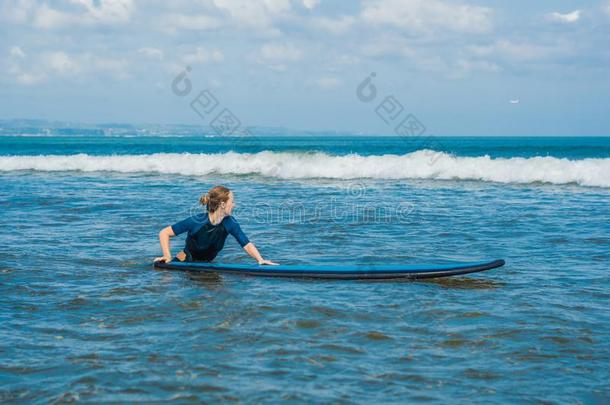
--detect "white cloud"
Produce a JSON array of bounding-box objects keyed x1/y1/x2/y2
[
  {"x1": 358, "y1": 33, "x2": 451, "y2": 73},
  {"x1": 163, "y1": 13, "x2": 223, "y2": 33},
  {"x1": 87, "y1": 55, "x2": 130, "y2": 79},
  {"x1": 312, "y1": 76, "x2": 341, "y2": 89},
  {"x1": 323, "y1": 53, "x2": 361, "y2": 73},
  {"x1": 6, "y1": 49, "x2": 130, "y2": 84},
  {"x1": 1, "y1": 0, "x2": 36, "y2": 24},
  {"x1": 10, "y1": 46, "x2": 26, "y2": 58},
  {"x1": 33, "y1": 4, "x2": 69, "y2": 28},
  {"x1": 182, "y1": 47, "x2": 224, "y2": 64},
  {"x1": 302, "y1": 0, "x2": 319, "y2": 10},
  {"x1": 1, "y1": 1, "x2": 596, "y2": 92},
  {"x1": 41, "y1": 51, "x2": 81, "y2": 75},
  {"x1": 358, "y1": 33, "x2": 415, "y2": 58},
  {"x1": 256, "y1": 42, "x2": 302, "y2": 71},
  {"x1": 29, "y1": 0, "x2": 134, "y2": 28},
  {"x1": 311, "y1": 16, "x2": 355, "y2": 35},
  {"x1": 15, "y1": 72, "x2": 45, "y2": 85},
  {"x1": 356, "y1": 32, "x2": 502, "y2": 78},
  {"x1": 467, "y1": 40, "x2": 573, "y2": 63},
  {"x1": 162, "y1": 1, "x2": 298, "y2": 34},
  {"x1": 157, "y1": 0, "x2": 295, "y2": 35},
  {"x1": 455, "y1": 59, "x2": 500, "y2": 74},
  {"x1": 549, "y1": 10, "x2": 581, "y2": 23},
  {"x1": 260, "y1": 42, "x2": 302, "y2": 61},
  {"x1": 70, "y1": 0, "x2": 133, "y2": 23},
  {"x1": 212, "y1": 0, "x2": 291, "y2": 31},
  {"x1": 361, "y1": 0, "x2": 493, "y2": 35},
  {"x1": 5, "y1": 45, "x2": 46, "y2": 85},
  {"x1": 138, "y1": 47, "x2": 164, "y2": 60}
]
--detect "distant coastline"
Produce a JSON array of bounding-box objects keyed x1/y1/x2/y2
[
  {"x1": 1, "y1": 119, "x2": 608, "y2": 138},
  {"x1": 0, "y1": 118, "x2": 365, "y2": 137}
]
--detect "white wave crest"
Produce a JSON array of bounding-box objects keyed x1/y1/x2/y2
[{"x1": 0, "y1": 151, "x2": 609, "y2": 187}]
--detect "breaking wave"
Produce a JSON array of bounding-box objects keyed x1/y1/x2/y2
[{"x1": 1, "y1": 150, "x2": 609, "y2": 188}]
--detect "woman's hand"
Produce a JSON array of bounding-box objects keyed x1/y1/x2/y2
[
  {"x1": 258, "y1": 259, "x2": 279, "y2": 266},
  {"x1": 154, "y1": 256, "x2": 173, "y2": 263},
  {"x1": 157, "y1": 226, "x2": 176, "y2": 264},
  {"x1": 244, "y1": 243, "x2": 278, "y2": 265}
]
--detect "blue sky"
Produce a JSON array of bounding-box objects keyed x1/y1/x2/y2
[{"x1": 1, "y1": 0, "x2": 610, "y2": 135}]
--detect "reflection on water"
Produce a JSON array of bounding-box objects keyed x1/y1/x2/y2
[
  {"x1": 185, "y1": 270, "x2": 224, "y2": 286},
  {"x1": 418, "y1": 277, "x2": 505, "y2": 290}
]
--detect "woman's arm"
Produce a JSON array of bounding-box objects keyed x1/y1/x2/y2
[
  {"x1": 154, "y1": 226, "x2": 176, "y2": 263},
  {"x1": 243, "y1": 242, "x2": 278, "y2": 265},
  {"x1": 224, "y1": 216, "x2": 278, "y2": 265}
]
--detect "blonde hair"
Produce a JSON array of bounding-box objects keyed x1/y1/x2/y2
[{"x1": 200, "y1": 185, "x2": 231, "y2": 213}]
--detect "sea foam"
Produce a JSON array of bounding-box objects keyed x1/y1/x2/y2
[{"x1": 1, "y1": 151, "x2": 608, "y2": 187}]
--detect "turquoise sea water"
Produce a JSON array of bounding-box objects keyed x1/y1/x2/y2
[{"x1": 1, "y1": 134, "x2": 609, "y2": 403}]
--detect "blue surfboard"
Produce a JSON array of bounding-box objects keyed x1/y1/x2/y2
[{"x1": 153, "y1": 259, "x2": 505, "y2": 280}]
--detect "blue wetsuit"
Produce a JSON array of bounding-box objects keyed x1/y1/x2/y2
[{"x1": 171, "y1": 213, "x2": 250, "y2": 262}]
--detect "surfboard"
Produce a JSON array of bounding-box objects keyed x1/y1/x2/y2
[{"x1": 153, "y1": 259, "x2": 505, "y2": 280}]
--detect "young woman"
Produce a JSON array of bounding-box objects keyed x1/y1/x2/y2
[{"x1": 154, "y1": 185, "x2": 278, "y2": 265}]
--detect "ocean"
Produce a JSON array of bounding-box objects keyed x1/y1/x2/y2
[{"x1": 1, "y1": 133, "x2": 609, "y2": 403}]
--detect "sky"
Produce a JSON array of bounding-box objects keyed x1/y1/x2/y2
[{"x1": 1, "y1": 0, "x2": 610, "y2": 135}]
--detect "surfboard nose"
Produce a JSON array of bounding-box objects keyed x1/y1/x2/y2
[{"x1": 490, "y1": 259, "x2": 505, "y2": 268}]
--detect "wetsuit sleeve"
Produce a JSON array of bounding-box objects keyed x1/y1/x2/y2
[
  {"x1": 171, "y1": 216, "x2": 197, "y2": 236},
  {"x1": 224, "y1": 216, "x2": 250, "y2": 247}
]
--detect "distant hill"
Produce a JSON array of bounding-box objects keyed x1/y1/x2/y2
[{"x1": 0, "y1": 119, "x2": 366, "y2": 137}]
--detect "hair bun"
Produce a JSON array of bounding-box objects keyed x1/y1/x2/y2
[{"x1": 200, "y1": 185, "x2": 231, "y2": 213}]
